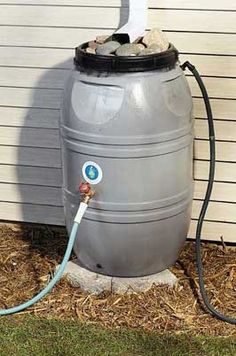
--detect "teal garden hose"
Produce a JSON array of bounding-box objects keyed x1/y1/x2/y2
[{"x1": 0, "y1": 184, "x2": 93, "y2": 316}]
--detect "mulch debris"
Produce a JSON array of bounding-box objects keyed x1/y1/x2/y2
[{"x1": 0, "y1": 223, "x2": 235, "y2": 336}]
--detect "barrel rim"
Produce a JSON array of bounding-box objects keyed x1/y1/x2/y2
[{"x1": 74, "y1": 42, "x2": 179, "y2": 73}]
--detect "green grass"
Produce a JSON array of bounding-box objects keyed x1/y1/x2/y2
[{"x1": 0, "y1": 317, "x2": 235, "y2": 356}]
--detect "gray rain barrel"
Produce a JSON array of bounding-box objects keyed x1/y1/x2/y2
[{"x1": 60, "y1": 43, "x2": 194, "y2": 277}]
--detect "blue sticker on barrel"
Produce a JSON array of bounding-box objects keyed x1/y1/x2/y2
[{"x1": 85, "y1": 165, "x2": 99, "y2": 181}]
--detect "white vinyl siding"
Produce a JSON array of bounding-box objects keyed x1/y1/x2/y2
[{"x1": 0, "y1": 0, "x2": 235, "y2": 242}]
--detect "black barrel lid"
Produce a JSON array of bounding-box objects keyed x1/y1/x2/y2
[{"x1": 74, "y1": 42, "x2": 179, "y2": 73}]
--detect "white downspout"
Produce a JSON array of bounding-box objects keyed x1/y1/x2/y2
[{"x1": 114, "y1": 0, "x2": 148, "y2": 43}]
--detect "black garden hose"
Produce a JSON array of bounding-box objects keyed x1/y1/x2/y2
[{"x1": 181, "y1": 61, "x2": 236, "y2": 325}]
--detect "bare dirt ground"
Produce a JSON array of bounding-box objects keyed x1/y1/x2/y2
[{"x1": 0, "y1": 223, "x2": 235, "y2": 337}]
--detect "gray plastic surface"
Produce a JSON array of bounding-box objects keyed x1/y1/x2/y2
[{"x1": 60, "y1": 65, "x2": 194, "y2": 277}]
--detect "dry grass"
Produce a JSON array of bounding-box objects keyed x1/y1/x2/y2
[{"x1": 0, "y1": 223, "x2": 235, "y2": 337}]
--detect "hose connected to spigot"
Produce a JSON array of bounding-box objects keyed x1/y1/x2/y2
[{"x1": 0, "y1": 182, "x2": 94, "y2": 316}]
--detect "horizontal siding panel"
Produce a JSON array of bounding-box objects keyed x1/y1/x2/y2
[
  {"x1": 1, "y1": 6, "x2": 235, "y2": 33},
  {"x1": 0, "y1": 161, "x2": 235, "y2": 188},
  {"x1": 195, "y1": 120, "x2": 236, "y2": 141},
  {"x1": 195, "y1": 141, "x2": 236, "y2": 162},
  {"x1": 0, "y1": 130, "x2": 235, "y2": 163},
  {"x1": 149, "y1": 10, "x2": 236, "y2": 33},
  {"x1": 0, "y1": 201, "x2": 64, "y2": 225},
  {"x1": 187, "y1": 77, "x2": 236, "y2": 100},
  {"x1": 0, "y1": 104, "x2": 234, "y2": 130},
  {"x1": 0, "y1": 121, "x2": 234, "y2": 149},
  {"x1": 192, "y1": 200, "x2": 236, "y2": 223},
  {"x1": 1, "y1": 1, "x2": 235, "y2": 11},
  {"x1": 180, "y1": 55, "x2": 236, "y2": 78},
  {"x1": 1, "y1": 161, "x2": 234, "y2": 188},
  {"x1": 0, "y1": 67, "x2": 68, "y2": 89},
  {"x1": 0, "y1": 165, "x2": 62, "y2": 186},
  {"x1": 0, "y1": 161, "x2": 234, "y2": 186},
  {"x1": 194, "y1": 161, "x2": 236, "y2": 182},
  {"x1": 0, "y1": 183, "x2": 62, "y2": 205},
  {"x1": 1, "y1": 68, "x2": 235, "y2": 99},
  {"x1": 189, "y1": 220, "x2": 236, "y2": 243},
  {"x1": 193, "y1": 98, "x2": 236, "y2": 121},
  {"x1": 0, "y1": 146, "x2": 61, "y2": 167},
  {"x1": 0, "y1": 181, "x2": 234, "y2": 206},
  {"x1": 169, "y1": 32, "x2": 236, "y2": 56},
  {"x1": 0, "y1": 87, "x2": 61, "y2": 109},
  {"x1": 1, "y1": 27, "x2": 235, "y2": 56},
  {"x1": 194, "y1": 181, "x2": 236, "y2": 203},
  {"x1": 0, "y1": 202, "x2": 235, "y2": 240},
  {"x1": 0, "y1": 107, "x2": 59, "y2": 128},
  {"x1": 0, "y1": 127, "x2": 59, "y2": 148},
  {"x1": 0, "y1": 99, "x2": 234, "y2": 126},
  {"x1": 0, "y1": 200, "x2": 235, "y2": 229},
  {"x1": 1, "y1": 49, "x2": 236, "y2": 78},
  {"x1": 0, "y1": 47, "x2": 73, "y2": 69},
  {"x1": 0, "y1": 27, "x2": 111, "y2": 48}
]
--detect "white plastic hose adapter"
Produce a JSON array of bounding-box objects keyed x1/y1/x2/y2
[{"x1": 74, "y1": 202, "x2": 88, "y2": 224}]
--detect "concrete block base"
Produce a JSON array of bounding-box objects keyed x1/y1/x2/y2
[{"x1": 57, "y1": 260, "x2": 178, "y2": 295}]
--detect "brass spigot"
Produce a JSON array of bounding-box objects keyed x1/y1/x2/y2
[{"x1": 79, "y1": 182, "x2": 95, "y2": 204}]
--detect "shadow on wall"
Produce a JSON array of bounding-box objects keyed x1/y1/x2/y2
[{"x1": 17, "y1": 2, "x2": 130, "y2": 232}]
